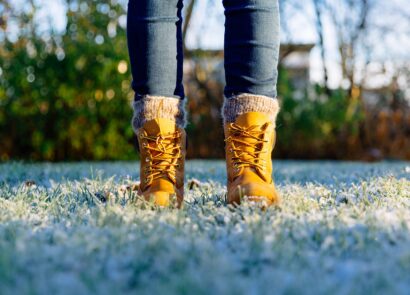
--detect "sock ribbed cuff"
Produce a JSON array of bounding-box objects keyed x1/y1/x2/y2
[
  {"x1": 222, "y1": 93, "x2": 280, "y2": 127},
  {"x1": 132, "y1": 96, "x2": 187, "y2": 131}
]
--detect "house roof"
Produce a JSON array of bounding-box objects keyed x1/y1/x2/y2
[
  {"x1": 184, "y1": 43, "x2": 315, "y2": 58},
  {"x1": 279, "y1": 43, "x2": 315, "y2": 60}
]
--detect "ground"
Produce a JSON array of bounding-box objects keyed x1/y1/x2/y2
[{"x1": 0, "y1": 161, "x2": 409, "y2": 295}]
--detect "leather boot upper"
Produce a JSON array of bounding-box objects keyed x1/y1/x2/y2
[
  {"x1": 224, "y1": 112, "x2": 280, "y2": 206},
  {"x1": 136, "y1": 118, "x2": 186, "y2": 207}
]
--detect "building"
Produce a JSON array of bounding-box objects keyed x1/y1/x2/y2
[{"x1": 184, "y1": 43, "x2": 315, "y2": 91}]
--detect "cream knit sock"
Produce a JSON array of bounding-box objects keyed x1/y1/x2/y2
[
  {"x1": 222, "y1": 93, "x2": 280, "y2": 128},
  {"x1": 132, "y1": 96, "x2": 186, "y2": 132}
]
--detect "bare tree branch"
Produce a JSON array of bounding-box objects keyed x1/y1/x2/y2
[{"x1": 183, "y1": 0, "x2": 195, "y2": 52}]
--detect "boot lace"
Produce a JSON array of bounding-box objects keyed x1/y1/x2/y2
[
  {"x1": 225, "y1": 123, "x2": 270, "y2": 172},
  {"x1": 141, "y1": 132, "x2": 182, "y2": 184}
]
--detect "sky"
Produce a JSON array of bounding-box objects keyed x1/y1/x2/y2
[
  {"x1": 10, "y1": 0, "x2": 410, "y2": 89},
  {"x1": 184, "y1": 0, "x2": 410, "y2": 89}
]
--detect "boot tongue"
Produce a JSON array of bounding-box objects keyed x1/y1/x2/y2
[
  {"x1": 142, "y1": 118, "x2": 178, "y2": 184},
  {"x1": 143, "y1": 118, "x2": 177, "y2": 136},
  {"x1": 233, "y1": 112, "x2": 270, "y2": 178},
  {"x1": 235, "y1": 112, "x2": 270, "y2": 128}
]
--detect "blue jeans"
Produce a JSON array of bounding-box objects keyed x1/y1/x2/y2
[{"x1": 127, "y1": 0, "x2": 280, "y2": 100}]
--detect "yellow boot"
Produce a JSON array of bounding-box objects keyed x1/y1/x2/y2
[
  {"x1": 224, "y1": 112, "x2": 280, "y2": 206},
  {"x1": 136, "y1": 118, "x2": 186, "y2": 208}
]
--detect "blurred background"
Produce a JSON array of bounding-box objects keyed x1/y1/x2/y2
[{"x1": 0, "y1": 0, "x2": 409, "y2": 161}]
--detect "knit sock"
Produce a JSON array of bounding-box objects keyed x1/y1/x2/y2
[
  {"x1": 222, "y1": 93, "x2": 280, "y2": 128},
  {"x1": 132, "y1": 96, "x2": 186, "y2": 132}
]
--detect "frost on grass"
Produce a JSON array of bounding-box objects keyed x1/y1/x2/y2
[{"x1": 0, "y1": 161, "x2": 409, "y2": 295}]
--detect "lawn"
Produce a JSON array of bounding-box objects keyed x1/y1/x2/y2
[{"x1": 0, "y1": 161, "x2": 409, "y2": 295}]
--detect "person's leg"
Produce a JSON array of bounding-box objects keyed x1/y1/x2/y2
[
  {"x1": 127, "y1": 0, "x2": 186, "y2": 128},
  {"x1": 222, "y1": 0, "x2": 280, "y2": 123},
  {"x1": 127, "y1": 0, "x2": 186, "y2": 207},
  {"x1": 222, "y1": 0, "x2": 281, "y2": 206}
]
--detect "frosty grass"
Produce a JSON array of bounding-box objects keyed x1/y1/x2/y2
[{"x1": 0, "y1": 161, "x2": 409, "y2": 295}]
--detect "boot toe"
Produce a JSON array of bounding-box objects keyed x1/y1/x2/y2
[
  {"x1": 142, "y1": 191, "x2": 173, "y2": 207},
  {"x1": 229, "y1": 182, "x2": 280, "y2": 206},
  {"x1": 152, "y1": 191, "x2": 172, "y2": 207}
]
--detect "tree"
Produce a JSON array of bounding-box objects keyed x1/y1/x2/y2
[
  {"x1": 326, "y1": 0, "x2": 371, "y2": 98},
  {"x1": 0, "y1": 0, "x2": 136, "y2": 160},
  {"x1": 312, "y1": 0, "x2": 330, "y2": 94}
]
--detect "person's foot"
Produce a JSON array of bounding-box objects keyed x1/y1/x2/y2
[
  {"x1": 224, "y1": 112, "x2": 280, "y2": 206},
  {"x1": 136, "y1": 118, "x2": 186, "y2": 207}
]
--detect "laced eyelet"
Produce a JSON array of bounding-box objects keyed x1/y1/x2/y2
[{"x1": 138, "y1": 131, "x2": 182, "y2": 185}]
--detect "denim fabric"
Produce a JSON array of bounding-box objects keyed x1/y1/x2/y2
[
  {"x1": 127, "y1": 0, "x2": 280, "y2": 100},
  {"x1": 223, "y1": 0, "x2": 280, "y2": 98},
  {"x1": 127, "y1": 0, "x2": 184, "y2": 99}
]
